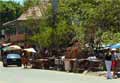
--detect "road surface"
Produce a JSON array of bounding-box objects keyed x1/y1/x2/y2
[{"x1": 0, "y1": 62, "x2": 119, "y2": 83}]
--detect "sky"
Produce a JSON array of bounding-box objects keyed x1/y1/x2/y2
[{"x1": 2, "y1": 0, "x2": 24, "y2": 4}]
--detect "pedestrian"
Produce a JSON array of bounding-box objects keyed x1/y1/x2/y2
[
  {"x1": 71, "y1": 40, "x2": 80, "y2": 72},
  {"x1": 64, "y1": 47, "x2": 72, "y2": 72},
  {"x1": 104, "y1": 48, "x2": 113, "y2": 79},
  {"x1": 22, "y1": 51, "x2": 29, "y2": 68},
  {"x1": 111, "y1": 48, "x2": 118, "y2": 79}
]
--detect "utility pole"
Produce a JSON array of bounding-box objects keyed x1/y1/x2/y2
[
  {"x1": 52, "y1": 0, "x2": 59, "y2": 28},
  {"x1": 51, "y1": 0, "x2": 59, "y2": 56}
]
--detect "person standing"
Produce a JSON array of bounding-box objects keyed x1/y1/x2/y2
[
  {"x1": 22, "y1": 51, "x2": 29, "y2": 68},
  {"x1": 64, "y1": 47, "x2": 71, "y2": 72},
  {"x1": 104, "y1": 48, "x2": 113, "y2": 79},
  {"x1": 111, "y1": 49, "x2": 118, "y2": 78},
  {"x1": 71, "y1": 40, "x2": 80, "y2": 72}
]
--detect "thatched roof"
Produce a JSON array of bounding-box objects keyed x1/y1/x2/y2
[
  {"x1": 3, "y1": 3, "x2": 49, "y2": 26},
  {"x1": 17, "y1": 6, "x2": 43, "y2": 21}
]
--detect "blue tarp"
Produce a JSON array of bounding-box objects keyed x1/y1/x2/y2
[{"x1": 110, "y1": 43, "x2": 120, "y2": 48}]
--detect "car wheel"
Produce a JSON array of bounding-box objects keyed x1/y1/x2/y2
[{"x1": 3, "y1": 63, "x2": 7, "y2": 67}]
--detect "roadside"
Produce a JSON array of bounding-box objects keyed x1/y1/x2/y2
[
  {"x1": 0, "y1": 61, "x2": 109, "y2": 77},
  {"x1": 0, "y1": 61, "x2": 119, "y2": 79},
  {"x1": 83, "y1": 70, "x2": 120, "y2": 79},
  {"x1": 83, "y1": 70, "x2": 106, "y2": 77}
]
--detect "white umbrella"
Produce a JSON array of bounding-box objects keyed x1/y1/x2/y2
[
  {"x1": 3, "y1": 45, "x2": 21, "y2": 51},
  {"x1": 9, "y1": 45, "x2": 22, "y2": 49},
  {"x1": 2, "y1": 43, "x2": 11, "y2": 46},
  {"x1": 23, "y1": 48, "x2": 36, "y2": 53}
]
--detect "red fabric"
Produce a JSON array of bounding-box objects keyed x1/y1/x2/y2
[
  {"x1": 22, "y1": 58, "x2": 29, "y2": 64},
  {"x1": 73, "y1": 47, "x2": 78, "y2": 58},
  {"x1": 112, "y1": 61, "x2": 117, "y2": 68}
]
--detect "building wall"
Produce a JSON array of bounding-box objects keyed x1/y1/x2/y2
[{"x1": 9, "y1": 34, "x2": 26, "y2": 42}]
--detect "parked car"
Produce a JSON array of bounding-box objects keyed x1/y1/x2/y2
[{"x1": 2, "y1": 53, "x2": 22, "y2": 67}]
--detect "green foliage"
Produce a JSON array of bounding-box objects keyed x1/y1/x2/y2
[
  {"x1": 31, "y1": 27, "x2": 52, "y2": 48},
  {"x1": 0, "y1": 1, "x2": 23, "y2": 24},
  {"x1": 58, "y1": 0, "x2": 120, "y2": 45},
  {"x1": 0, "y1": 1, "x2": 23, "y2": 23},
  {"x1": 30, "y1": 20, "x2": 75, "y2": 48},
  {"x1": 102, "y1": 31, "x2": 120, "y2": 45},
  {"x1": 30, "y1": 0, "x2": 120, "y2": 48},
  {"x1": 55, "y1": 21, "x2": 74, "y2": 47},
  {"x1": 72, "y1": 25, "x2": 85, "y2": 44}
]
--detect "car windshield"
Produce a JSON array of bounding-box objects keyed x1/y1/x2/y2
[{"x1": 7, "y1": 54, "x2": 21, "y2": 59}]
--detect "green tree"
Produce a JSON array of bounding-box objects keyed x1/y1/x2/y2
[
  {"x1": 29, "y1": 0, "x2": 120, "y2": 49},
  {"x1": 102, "y1": 31, "x2": 120, "y2": 45},
  {"x1": 0, "y1": 1, "x2": 23, "y2": 25},
  {"x1": 58, "y1": 0, "x2": 120, "y2": 46},
  {"x1": 31, "y1": 27, "x2": 53, "y2": 48}
]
